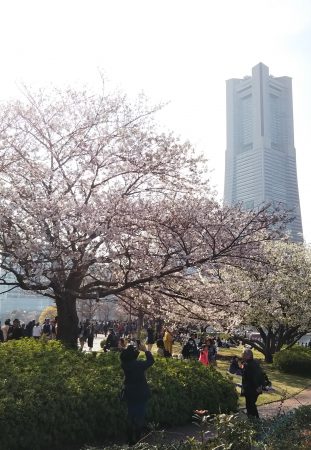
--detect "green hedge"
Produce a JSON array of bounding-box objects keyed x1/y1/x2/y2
[
  {"x1": 148, "y1": 358, "x2": 238, "y2": 425},
  {"x1": 273, "y1": 346, "x2": 311, "y2": 376},
  {"x1": 0, "y1": 339, "x2": 238, "y2": 450}
]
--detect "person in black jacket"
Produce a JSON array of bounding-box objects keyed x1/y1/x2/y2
[
  {"x1": 241, "y1": 349, "x2": 264, "y2": 418},
  {"x1": 120, "y1": 343, "x2": 154, "y2": 445},
  {"x1": 10, "y1": 319, "x2": 24, "y2": 340},
  {"x1": 146, "y1": 326, "x2": 155, "y2": 351},
  {"x1": 228, "y1": 355, "x2": 243, "y2": 375},
  {"x1": 105, "y1": 329, "x2": 118, "y2": 351}
]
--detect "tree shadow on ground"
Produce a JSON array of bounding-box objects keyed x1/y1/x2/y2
[{"x1": 263, "y1": 366, "x2": 311, "y2": 390}]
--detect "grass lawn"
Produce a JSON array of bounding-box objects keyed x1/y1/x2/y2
[
  {"x1": 169, "y1": 343, "x2": 310, "y2": 407},
  {"x1": 216, "y1": 346, "x2": 311, "y2": 407},
  {"x1": 100, "y1": 338, "x2": 310, "y2": 408}
]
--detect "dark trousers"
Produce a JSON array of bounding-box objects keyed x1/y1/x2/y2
[
  {"x1": 245, "y1": 391, "x2": 259, "y2": 418},
  {"x1": 126, "y1": 401, "x2": 147, "y2": 445}
]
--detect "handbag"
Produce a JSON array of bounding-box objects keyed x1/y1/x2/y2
[{"x1": 119, "y1": 386, "x2": 126, "y2": 402}]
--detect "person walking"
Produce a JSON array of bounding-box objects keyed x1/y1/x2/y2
[
  {"x1": 87, "y1": 323, "x2": 95, "y2": 351},
  {"x1": 163, "y1": 328, "x2": 173, "y2": 356},
  {"x1": 241, "y1": 349, "x2": 264, "y2": 419},
  {"x1": 120, "y1": 343, "x2": 154, "y2": 445},
  {"x1": 78, "y1": 321, "x2": 88, "y2": 350}
]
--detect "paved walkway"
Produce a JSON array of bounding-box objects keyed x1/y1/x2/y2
[
  {"x1": 256, "y1": 385, "x2": 311, "y2": 418},
  {"x1": 81, "y1": 333, "x2": 105, "y2": 352},
  {"x1": 143, "y1": 386, "x2": 311, "y2": 444}
]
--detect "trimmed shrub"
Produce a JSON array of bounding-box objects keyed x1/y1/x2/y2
[
  {"x1": 148, "y1": 358, "x2": 238, "y2": 426},
  {"x1": 0, "y1": 339, "x2": 125, "y2": 450},
  {"x1": 273, "y1": 346, "x2": 311, "y2": 376},
  {"x1": 260, "y1": 412, "x2": 303, "y2": 449},
  {"x1": 0, "y1": 339, "x2": 238, "y2": 450},
  {"x1": 258, "y1": 406, "x2": 311, "y2": 450},
  {"x1": 294, "y1": 405, "x2": 311, "y2": 426}
]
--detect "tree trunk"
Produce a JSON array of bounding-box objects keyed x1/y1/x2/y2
[
  {"x1": 263, "y1": 328, "x2": 274, "y2": 363},
  {"x1": 233, "y1": 334, "x2": 274, "y2": 363},
  {"x1": 55, "y1": 295, "x2": 79, "y2": 349},
  {"x1": 263, "y1": 348, "x2": 274, "y2": 363},
  {"x1": 235, "y1": 326, "x2": 307, "y2": 364},
  {"x1": 137, "y1": 308, "x2": 144, "y2": 340}
]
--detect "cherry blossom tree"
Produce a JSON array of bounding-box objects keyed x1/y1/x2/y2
[
  {"x1": 226, "y1": 241, "x2": 311, "y2": 362},
  {"x1": 39, "y1": 305, "x2": 58, "y2": 324},
  {"x1": 143, "y1": 241, "x2": 311, "y2": 362},
  {"x1": 0, "y1": 86, "x2": 287, "y2": 348}
]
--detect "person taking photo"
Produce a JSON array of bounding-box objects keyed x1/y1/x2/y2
[{"x1": 120, "y1": 342, "x2": 154, "y2": 445}]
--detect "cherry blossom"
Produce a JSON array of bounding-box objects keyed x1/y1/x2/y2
[{"x1": 0, "y1": 86, "x2": 288, "y2": 347}]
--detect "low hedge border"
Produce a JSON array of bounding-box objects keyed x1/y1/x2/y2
[{"x1": 0, "y1": 339, "x2": 238, "y2": 450}]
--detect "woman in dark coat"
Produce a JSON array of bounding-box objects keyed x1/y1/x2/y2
[
  {"x1": 120, "y1": 343, "x2": 154, "y2": 445},
  {"x1": 87, "y1": 323, "x2": 95, "y2": 351}
]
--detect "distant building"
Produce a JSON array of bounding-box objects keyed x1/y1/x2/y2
[{"x1": 224, "y1": 62, "x2": 303, "y2": 242}]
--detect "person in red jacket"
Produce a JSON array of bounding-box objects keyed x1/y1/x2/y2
[{"x1": 198, "y1": 343, "x2": 209, "y2": 366}]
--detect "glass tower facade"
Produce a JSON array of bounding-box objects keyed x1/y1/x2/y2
[{"x1": 224, "y1": 63, "x2": 303, "y2": 242}]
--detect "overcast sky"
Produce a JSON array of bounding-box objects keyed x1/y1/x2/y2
[{"x1": 1, "y1": 0, "x2": 311, "y2": 241}]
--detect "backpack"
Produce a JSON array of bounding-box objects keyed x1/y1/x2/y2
[
  {"x1": 262, "y1": 372, "x2": 272, "y2": 390},
  {"x1": 254, "y1": 362, "x2": 268, "y2": 394}
]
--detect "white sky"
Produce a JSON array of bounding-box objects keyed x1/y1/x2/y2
[{"x1": 1, "y1": 0, "x2": 311, "y2": 241}]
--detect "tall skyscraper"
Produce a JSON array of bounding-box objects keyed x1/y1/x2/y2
[{"x1": 224, "y1": 63, "x2": 303, "y2": 242}]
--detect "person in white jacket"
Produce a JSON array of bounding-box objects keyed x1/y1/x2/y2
[
  {"x1": 1, "y1": 319, "x2": 11, "y2": 341},
  {"x1": 32, "y1": 323, "x2": 42, "y2": 339}
]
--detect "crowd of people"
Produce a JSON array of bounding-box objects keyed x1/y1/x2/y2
[
  {"x1": 0, "y1": 317, "x2": 58, "y2": 341},
  {"x1": 100, "y1": 321, "x2": 233, "y2": 368},
  {"x1": 0, "y1": 317, "x2": 110, "y2": 347},
  {"x1": 298, "y1": 340, "x2": 311, "y2": 348}
]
